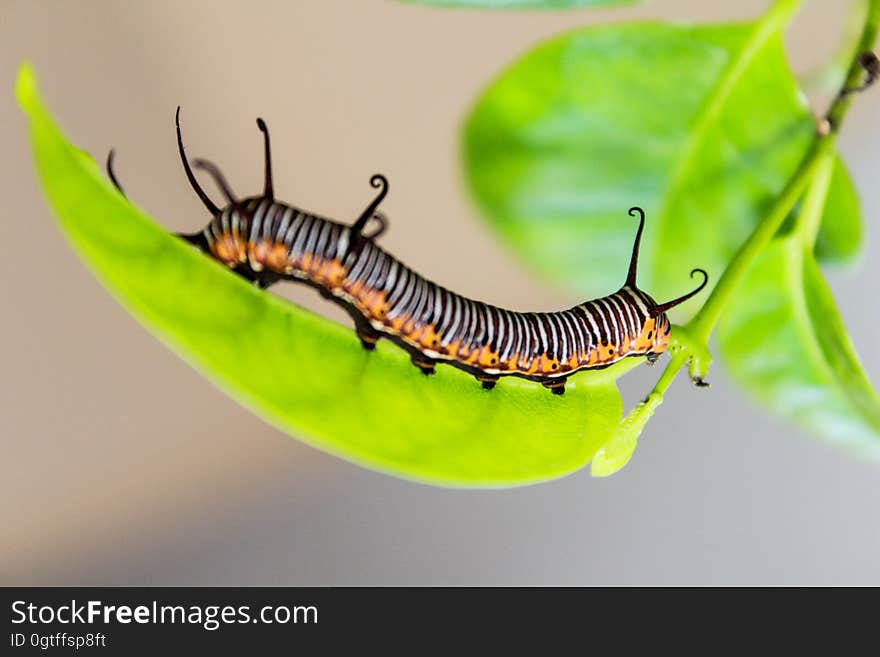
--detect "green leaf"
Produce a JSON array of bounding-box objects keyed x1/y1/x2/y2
[
  {"x1": 718, "y1": 237, "x2": 880, "y2": 458},
  {"x1": 814, "y1": 158, "x2": 862, "y2": 264},
  {"x1": 399, "y1": 0, "x2": 637, "y2": 9},
  {"x1": 463, "y1": 17, "x2": 862, "y2": 312},
  {"x1": 17, "y1": 62, "x2": 639, "y2": 488}
]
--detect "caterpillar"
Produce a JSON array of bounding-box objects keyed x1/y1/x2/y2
[{"x1": 107, "y1": 111, "x2": 708, "y2": 395}]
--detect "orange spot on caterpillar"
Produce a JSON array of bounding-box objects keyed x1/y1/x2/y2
[
  {"x1": 417, "y1": 325, "x2": 442, "y2": 351},
  {"x1": 357, "y1": 288, "x2": 389, "y2": 322},
  {"x1": 266, "y1": 242, "x2": 290, "y2": 272},
  {"x1": 211, "y1": 232, "x2": 246, "y2": 266},
  {"x1": 444, "y1": 339, "x2": 462, "y2": 358},
  {"x1": 461, "y1": 346, "x2": 479, "y2": 364},
  {"x1": 476, "y1": 347, "x2": 500, "y2": 368}
]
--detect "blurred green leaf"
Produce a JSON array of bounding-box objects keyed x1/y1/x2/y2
[
  {"x1": 17, "y1": 63, "x2": 640, "y2": 488},
  {"x1": 718, "y1": 237, "x2": 880, "y2": 457},
  {"x1": 463, "y1": 20, "x2": 861, "y2": 311},
  {"x1": 814, "y1": 158, "x2": 862, "y2": 264},
  {"x1": 399, "y1": 0, "x2": 637, "y2": 8}
]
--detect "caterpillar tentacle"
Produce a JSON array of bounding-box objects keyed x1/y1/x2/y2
[
  {"x1": 175, "y1": 107, "x2": 220, "y2": 215},
  {"x1": 352, "y1": 174, "x2": 389, "y2": 237},
  {"x1": 106, "y1": 149, "x2": 125, "y2": 197},
  {"x1": 255, "y1": 117, "x2": 274, "y2": 201}
]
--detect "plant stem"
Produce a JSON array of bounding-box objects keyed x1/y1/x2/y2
[
  {"x1": 687, "y1": 0, "x2": 879, "y2": 344},
  {"x1": 795, "y1": 151, "x2": 836, "y2": 248},
  {"x1": 649, "y1": 349, "x2": 689, "y2": 397}
]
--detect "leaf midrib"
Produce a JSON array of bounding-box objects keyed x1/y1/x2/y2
[{"x1": 653, "y1": 0, "x2": 803, "y2": 277}]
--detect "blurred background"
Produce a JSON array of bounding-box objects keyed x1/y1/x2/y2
[{"x1": 3, "y1": 0, "x2": 879, "y2": 585}]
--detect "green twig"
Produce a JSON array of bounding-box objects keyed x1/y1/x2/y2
[{"x1": 795, "y1": 152, "x2": 836, "y2": 248}]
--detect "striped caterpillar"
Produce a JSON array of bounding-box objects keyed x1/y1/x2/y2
[{"x1": 108, "y1": 111, "x2": 708, "y2": 395}]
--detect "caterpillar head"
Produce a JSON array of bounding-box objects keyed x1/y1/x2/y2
[
  {"x1": 623, "y1": 207, "x2": 708, "y2": 358},
  {"x1": 628, "y1": 298, "x2": 672, "y2": 356},
  {"x1": 648, "y1": 311, "x2": 672, "y2": 354}
]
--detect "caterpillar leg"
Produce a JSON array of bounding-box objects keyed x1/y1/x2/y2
[
  {"x1": 646, "y1": 352, "x2": 660, "y2": 365},
  {"x1": 411, "y1": 355, "x2": 436, "y2": 376},
  {"x1": 256, "y1": 271, "x2": 283, "y2": 290},
  {"x1": 229, "y1": 264, "x2": 270, "y2": 288},
  {"x1": 334, "y1": 302, "x2": 382, "y2": 352},
  {"x1": 177, "y1": 231, "x2": 209, "y2": 251},
  {"x1": 541, "y1": 378, "x2": 568, "y2": 395},
  {"x1": 475, "y1": 374, "x2": 499, "y2": 390},
  {"x1": 356, "y1": 326, "x2": 380, "y2": 351},
  {"x1": 195, "y1": 255, "x2": 280, "y2": 291}
]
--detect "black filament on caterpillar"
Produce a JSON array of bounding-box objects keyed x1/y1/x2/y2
[{"x1": 107, "y1": 111, "x2": 708, "y2": 395}]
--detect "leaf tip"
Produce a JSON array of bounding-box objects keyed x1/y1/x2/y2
[
  {"x1": 590, "y1": 445, "x2": 635, "y2": 477},
  {"x1": 15, "y1": 61, "x2": 38, "y2": 113},
  {"x1": 590, "y1": 392, "x2": 663, "y2": 477}
]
